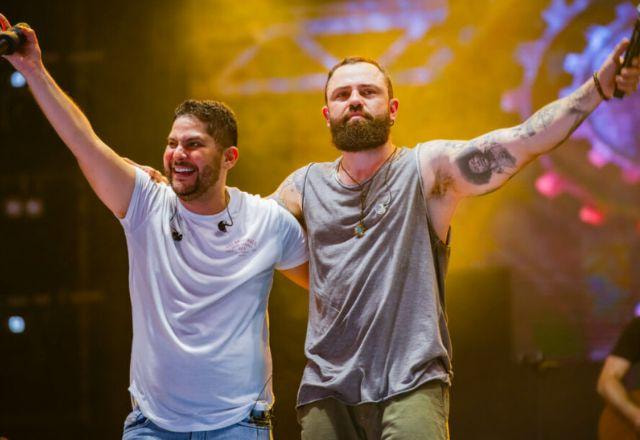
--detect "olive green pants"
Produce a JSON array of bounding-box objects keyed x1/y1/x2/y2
[{"x1": 297, "y1": 381, "x2": 450, "y2": 440}]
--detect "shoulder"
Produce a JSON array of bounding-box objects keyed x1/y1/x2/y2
[
  {"x1": 233, "y1": 187, "x2": 289, "y2": 220},
  {"x1": 415, "y1": 140, "x2": 466, "y2": 161},
  {"x1": 131, "y1": 167, "x2": 174, "y2": 205}
]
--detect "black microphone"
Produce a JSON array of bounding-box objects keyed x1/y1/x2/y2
[
  {"x1": 218, "y1": 220, "x2": 232, "y2": 232},
  {"x1": 614, "y1": 4, "x2": 640, "y2": 99},
  {"x1": 0, "y1": 23, "x2": 29, "y2": 56},
  {"x1": 171, "y1": 228, "x2": 183, "y2": 241}
]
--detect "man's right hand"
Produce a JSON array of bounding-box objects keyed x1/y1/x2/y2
[
  {"x1": 0, "y1": 12, "x2": 136, "y2": 219},
  {"x1": 0, "y1": 14, "x2": 43, "y2": 75}
]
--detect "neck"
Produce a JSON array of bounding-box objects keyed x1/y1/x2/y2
[
  {"x1": 339, "y1": 141, "x2": 396, "y2": 183},
  {"x1": 179, "y1": 182, "x2": 228, "y2": 215}
]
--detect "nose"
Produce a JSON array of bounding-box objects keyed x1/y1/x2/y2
[
  {"x1": 346, "y1": 90, "x2": 364, "y2": 109},
  {"x1": 173, "y1": 144, "x2": 188, "y2": 159}
]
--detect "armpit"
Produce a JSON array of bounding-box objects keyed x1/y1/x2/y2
[
  {"x1": 430, "y1": 167, "x2": 455, "y2": 198},
  {"x1": 418, "y1": 141, "x2": 461, "y2": 198}
]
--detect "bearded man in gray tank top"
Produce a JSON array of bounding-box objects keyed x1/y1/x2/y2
[{"x1": 271, "y1": 40, "x2": 640, "y2": 439}]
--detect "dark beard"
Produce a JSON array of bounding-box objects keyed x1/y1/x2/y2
[
  {"x1": 166, "y1": 162, "x2": 220, "y2": 201},
  {"x1": 330, "y1": 113, "x2": 392, "y2": 152}
]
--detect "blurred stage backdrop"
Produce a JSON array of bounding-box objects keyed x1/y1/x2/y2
[{"x1": 1, "y1": 0, "x2": 640, "y2": 438}]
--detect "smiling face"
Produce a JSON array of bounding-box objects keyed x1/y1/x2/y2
[
  {"x1": 323, "y1": 61, "x2": 398, "y2": 152},
  {"x1": 163, "y1": 115, "x2": 223, "y2": 201}
]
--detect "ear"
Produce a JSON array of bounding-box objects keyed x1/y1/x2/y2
[
  {"x1": 322, "y1": 106, "x2": 331, "y2": 127},
  {"x1": 389, "y1": 98, "x2": 399, "y2": 123},
  {"x1": 222, "y1": 147, "x2": 239, "y2": 170}
]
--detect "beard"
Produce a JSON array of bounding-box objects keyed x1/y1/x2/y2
[
  {"x1": 165, "y1": 160, "x2": 221, "y2": 201},
  {"x1": 329, "y1": 111, "x2": 392, "y2": 152}
]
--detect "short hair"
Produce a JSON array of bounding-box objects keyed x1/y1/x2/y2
[
  {"x1": 324, "y1": 57, "x2": 394, "y2": 103},
  {"x1": 174, "y1": 100, "x2": 238, "y2": 149}
]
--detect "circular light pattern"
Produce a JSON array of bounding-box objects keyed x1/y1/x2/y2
[
  {"x1": 25, "y1": 198, "x2": 44, "y2": 218},
  {"x1": 8, "y1": 316, "x2": 25, "y2": 334},
  {"x1": 10, "y1": 71, "x2": 26, "y2": 88},
  {"x1": 4, "y1": 198, "x2": 23, "y2": 218}
]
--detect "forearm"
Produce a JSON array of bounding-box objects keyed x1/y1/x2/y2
[
  {"x1": 598, "y1": 377, "x2": 640, "y2": 427},
  {"x1": 514, "y1": 78, "x2": 601, "y2": 158},
  {"x1": 21, "y1": 63, "x2": 134, "y2": 216},
  {"x1": 22, "y1": 63, "x2": 108, "y2": 161},
  {"x1": 446, "y1": 79, "x2": 601, "y2": 196}
]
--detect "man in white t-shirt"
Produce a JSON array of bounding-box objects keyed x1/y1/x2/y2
[{"x1": 2, "y1": 17, "x2": 308, "y2": 439}]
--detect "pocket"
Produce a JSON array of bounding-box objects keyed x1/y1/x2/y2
[
  {"x1": 123, "y1": 407, "x2": 151, "y2": 432},
  {"x1": 238, "y1": 417, "x2": 271, "y2": 431}
]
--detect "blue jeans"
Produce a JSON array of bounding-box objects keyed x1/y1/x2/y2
[{"x1": 122, "y1": 407, "x2": 272, "y2": 440}]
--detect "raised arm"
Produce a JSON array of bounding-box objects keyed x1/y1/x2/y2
[
  {"x1": 420, "y1": 40, "x2": 639, "y2": 200},
  {"x1": 597, "y1": 355, "x2": 640, "y2": 431},
  {"x1": 1, "y1": 17, "x2": 135, "y2": 218}
]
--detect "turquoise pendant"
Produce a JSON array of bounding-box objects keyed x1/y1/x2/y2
[{"x1": 355, "y1": 222, "x2": 366, "y2": 238}]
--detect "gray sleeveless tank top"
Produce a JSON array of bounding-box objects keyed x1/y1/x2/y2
[{"x1": 297, "y1": 146, "x2": 452, "y2": 406}]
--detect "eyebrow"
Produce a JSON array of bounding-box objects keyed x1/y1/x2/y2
[
  {"x1": 330, "y1": 83, "x2": 382, "y2": 97},
  {"x1": 166, "y1": 135, "x2": 206, "y2": 144}
]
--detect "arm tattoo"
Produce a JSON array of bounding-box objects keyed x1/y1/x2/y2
[
  {"x1": 518, "y1": 101, "x2": 562, "y2": 139},
  {"x1": 269, "y1": 171, "x2": 305, "y2": 222},
  {"x1": 553, "y1": 87, "x2": 591, "y2": 148},
  {"x1": 451, "y1": 84, "x2": 593, "y2": 189},
  {"x1": 270, "y1": 174, "x2": 295, "y2": 210},
  {"x1": 456, "y1": 141, "x2": 517, "y2": 185},
  {"x1": 516, "y1": 86, "x2": 592, "y2": 144}
]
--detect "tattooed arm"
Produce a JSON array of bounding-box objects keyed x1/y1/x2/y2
[
  {"x1": 268, "y1": 167, "x2": 306, "y2": 223},
  {"x1": 420, "y1": 39, "x2": 639, "y2": 201}
]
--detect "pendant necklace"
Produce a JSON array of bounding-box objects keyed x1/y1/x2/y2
[{"x1": 338, "y1": 147, "x2": 397, "y2": 238}]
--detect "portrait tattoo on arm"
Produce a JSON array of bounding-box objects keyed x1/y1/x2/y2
[
  {"x1": 456, "y1": 140, "x2": 517, "y2": 185},
  {"x1": 455, "y1": 85, "x2": 592, "y2": 187}
]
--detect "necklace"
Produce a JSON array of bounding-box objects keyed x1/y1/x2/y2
[{"x1": 338, "y1": 147, "x2": 397, "y2": 238}]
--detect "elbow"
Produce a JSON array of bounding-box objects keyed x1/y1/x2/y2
[
  {"x1": 596, "y1": 378, "x2": 606, "y2": 397},
  {"x1": 597, "y1": 375, "x2": 613, "y2": 398}
]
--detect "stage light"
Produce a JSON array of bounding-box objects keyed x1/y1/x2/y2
[
  {"x1": 4, "y1": 198, "x2": 23, "y2": 218},
  {"x1": 8, "y1": 316, "x2": 25, "y2": 334},
  {"x1": 10, "y1": 71, "x2": 26, "y2": 88},
  {"x1": 535, "y1": 171, "x2": 565, "y2": 198},
  {"x1": 25, "y1": 198, "x2": 44, "y2": 218},
  {"x1": 579, "y1": 204, "x2": 605, "y2": 226}
]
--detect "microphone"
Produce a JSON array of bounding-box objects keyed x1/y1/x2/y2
[
  {"x1": 217, "y1": 191, "x2": 234, "y2": 232},
  {"x1": 218, "y1": 220, "x2": 232, "y2": 232},
  {"x1": 614, "y1": 4, "x2": 640, "y2": 99},
  {"x1": 0, "y1": 23, "x2": 29, "y2": 56}
]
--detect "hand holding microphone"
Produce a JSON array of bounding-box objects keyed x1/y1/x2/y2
[
  {"x1": 0, "y1": 20, "x2": 28, "y2": 56},
  {"x1": 614, "y1": 4, "x2": 640, "y2": 99},
  {"x1": 0, "y1": 13, "x2": 40, "y2": 74}
]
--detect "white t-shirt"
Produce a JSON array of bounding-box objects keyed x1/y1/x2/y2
[{"x1": 119, "y1": 168, "x2": 308, "y2": 431}]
